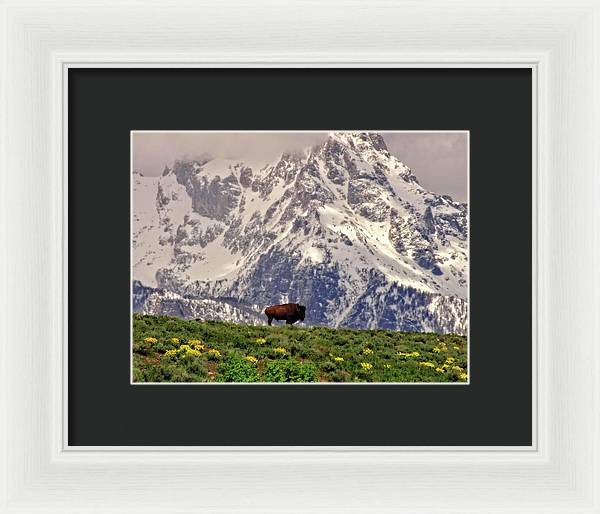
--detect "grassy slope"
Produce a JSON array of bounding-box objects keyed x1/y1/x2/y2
[{"x1": 132, "y1": 314, "x2": 468, "y2": 383}]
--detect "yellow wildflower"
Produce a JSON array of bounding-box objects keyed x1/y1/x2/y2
[
  {"x1": 176, "y1": 344, "x2": 201, "y2": 357},
  {"x1": 397, "y1": 351, "x2": 421, "y2": 358},
  {"x1": 274, "y1": 347, "x2": 287, "y2": 355},
  {"x1": 451, "y1": 365, "x2": 463, "y2": 372},
  {"x1": 435, "y1": 367, "x2": 445, "y2": 373},
  {"x1": 397, "y1": 351, "x2": 416, "y2": 358},
  {"x1": 459, "y1": 373, "x2": 468, "y2": 381},
  {"x1": 360, "y1": 362, "x2": 373, "y2": 371},
  {"x1": 333, "y1": 357, "x2": 344, "y2": 362},
  {"x1": 143, "y1": 337, "x2": 158, "y2": 344},
  {"x1": 255, "y1": 338, "x2": 267, "y2": 345},
  {"x1": 362, "y1": 347, "x2": 373, "y2": 355},
  {"x1": 207, "y1": 349, "x2": 221, "y2": 357},
  {"x1": 384, "y1": 364, "x2": 391, "y2": 369},
  {"x1": 419, "y1": 362, "x2": 436, "y2": 368},
  {"x1": 245, "y1": 355, "x2": 258, "y2": 364},
  {"x1": 171, "y1": 337, "x2": 180, "y2": 344},
  {"x1": 445, "y1": 357, "x2": 455, "y2": 364},
  {"x1": 163, "y1": 349, "x2": 178, "y2": 358},
  {"x1": 453, "y1": 345, "x2": 460, "y2": 350}
]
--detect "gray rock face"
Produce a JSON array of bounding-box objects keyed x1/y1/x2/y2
[
  {"x1": 238, "y1": 166, "x2": 253, "y2": 188},
  {"x1": 190, "y1": 174, "x2": 241, "y2": 221},
  {"x1": 347, "y1": 178, "x2": 390, "y2": 222},
  {"x1": 133, "y1": 281, "x2": 264, "y2": 324},
  {"x1": 343, "y1": 271, "x2": 467, "y2": 334},
  {"x1": 133, "y1": 132, "x2": 468, "y2": 334},
  {"x1": 227, "y1": 246, "x2": 346, "y2": 326},
  {"x1": 172, "y1": 159, "x2": 242, "y2": 221}
]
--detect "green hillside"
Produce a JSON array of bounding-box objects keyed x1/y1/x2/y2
[{"x1": 132, "y1": 314, "x2": 468, "y2": 383}]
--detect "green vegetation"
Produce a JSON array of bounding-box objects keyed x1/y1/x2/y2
[{"x1": 132, "y1": 314, "x2": 468, "y2": 383}]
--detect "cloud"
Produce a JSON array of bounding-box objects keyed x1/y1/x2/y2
[
  {"x1": 382, "y1": 132, "x2": 468, "y2": 202},
  {"x1": 132, "y1": 131, "x2": 467, "y2": 202},
  {"x1": 132, "y1": 132, "x2": 327, "y2": 172}
]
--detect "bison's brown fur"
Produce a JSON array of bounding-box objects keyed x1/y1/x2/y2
[{"x1": 264, "y1": 303, "x2": 306, "y2": 326}]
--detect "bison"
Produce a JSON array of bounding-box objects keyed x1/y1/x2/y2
[{"x1": 264, "y1": 303, "x2": 306, "y2": 326}]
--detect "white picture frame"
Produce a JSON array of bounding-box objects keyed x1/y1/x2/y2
[{"x1": 1, "y1": 0, "x2": 598, "y2": 512}]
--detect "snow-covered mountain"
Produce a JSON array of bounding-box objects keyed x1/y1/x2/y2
[{"x1": 132, "y1": 132, "x2": 468, "y2": 334}]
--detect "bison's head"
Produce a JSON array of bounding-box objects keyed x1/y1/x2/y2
[{"x1": 297, "y1": 304, "x2": 306, "y2": 321}]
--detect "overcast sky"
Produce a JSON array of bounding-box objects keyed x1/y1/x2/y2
[{"x1": 132, "y1": 132, "x2": 468, "y2": 202}]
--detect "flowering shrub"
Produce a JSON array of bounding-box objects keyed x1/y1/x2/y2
[
  {"x1": 188, "y1": 339, "x2": 205, "y2": 351},
  {"x1": 162, "y1": 345, "x2": 201, "y2": 359},
  {"x1": 206, "y1": 348, "x2": 222, "y2": 360},
  {"x1": 263, "y1": 359, "x2": 316, "y2": 382},
  {"x1": 397, "y1": 351, "x2": 420, "y2": 358},
  {"x1": 217, "y1": 355, "x2": 259, "y2": 382},
  {"x1": 432, "y1": 342, "x2": 448, "y2": 353},
  {"x1": 181, "y1": 345, "x2": 201, "y2": 357}
]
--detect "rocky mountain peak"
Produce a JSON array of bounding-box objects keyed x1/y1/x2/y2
[{"x1": 328, "y1": 131, "x2": 389, "y2": 154}]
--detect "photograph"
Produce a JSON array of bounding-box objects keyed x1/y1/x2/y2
[
  {"x1": 9, "y1": 0, "x2": 598, "y2": 509},
  {"x1": 131, "y1": 131, "x2": 469, "y2": 383}
]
